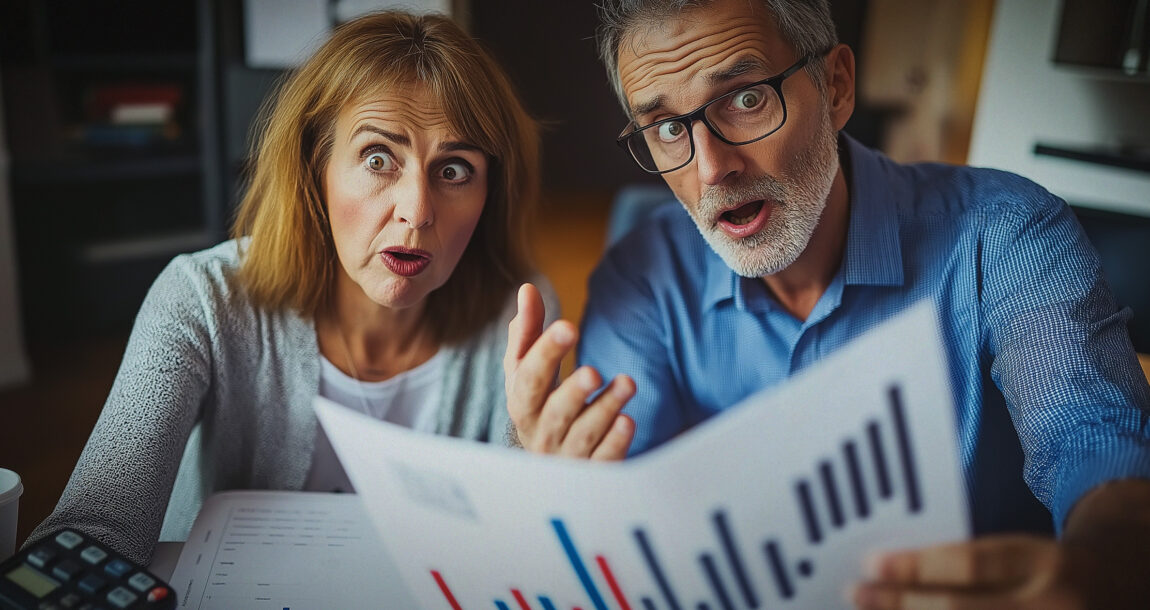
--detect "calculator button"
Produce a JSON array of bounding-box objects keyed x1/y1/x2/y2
[
  {"x1": 55, "y1": 531, "x2": 84, "y2": 550},
  {"x1": 52, "y1": 559, "x2": 84, "y2": 581},
  {"x1": 59, "y1": 592, "x2": 84, "y2": 608},
  {"x1": 80, "y1": 546, "x2": 108, "y2": 565},
  {"x1": 127, "y1": 571, "x2": 155, "y2": 592},
  {"x1": 103, "y1": 559, "x2": 132, "y2": 579},
  {"x1": 27, "y1": 546, "x2": 59, "y2": 569},
  {"x1": 145, "y1": 586, "x2": 170, "y2": 603},
  {"x1": 78, "y1": 573, "x2": 108, "y2": 595},
  {"x1": 106, "y1": 586, "x2": 138, "y2": 608}
]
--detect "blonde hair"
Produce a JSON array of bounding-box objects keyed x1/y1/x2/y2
[{"x1": 231, "y1": 11, "x2": 539, "y2": 343}]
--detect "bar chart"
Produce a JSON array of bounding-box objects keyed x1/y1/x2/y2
[
  {"x1": 316, "y1": 301, "x2": 969, "y2": 610},
  {"x1": 425, "y1": 383, "x2": 927, "y2": 610}
]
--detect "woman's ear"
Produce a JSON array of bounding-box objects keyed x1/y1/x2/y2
[{"x1": 824, "y1": 43, "x2": 856, "y2": 132}]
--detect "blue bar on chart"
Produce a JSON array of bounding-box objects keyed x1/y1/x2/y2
[
  {"x1": 818, "y1": 461, "x2": 845, "y2": 528},
  {"x1": 698, "y1": 553, "x2": 733, "y2": 610},
  {"x1": 795, "y1": 481, "x2": 822, "y2": 544},
  {"x1": 888, "y1": 385, "x2": 922, "y2": 513},
  {"x1": 762, "y1": 540, "x2": 794, "y2": 600},
  {"x1": 711, "y1": 511, "x2": 758, "y2": 608},
  {"x1": 634, "y1": 528, "x2": 682, "y2": 610},
  {"x1": 551, "y1": 519, "x2": 609, "y2": 610},
  {"x1": 867, "y1": 421, "x2": 893, "y2": 498},
  {"x1": 843, "y1": 440, "x2": 870, "y2": 519}
]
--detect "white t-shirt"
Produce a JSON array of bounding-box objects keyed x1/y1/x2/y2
[{"x1": 303, "y1": 350, "x2": 446, "y2": 492}]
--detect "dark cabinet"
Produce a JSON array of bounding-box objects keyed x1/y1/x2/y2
[{"x1": 1, "y1": 0, "x2": 226, "y2": 340}]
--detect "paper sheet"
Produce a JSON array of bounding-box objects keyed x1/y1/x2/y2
[
  {"x1": 167, "y1": 491, "x2": 416, "y2": 609},
  {"x1": 316, "y1": 301, "x2": 970, "y2": 609}
]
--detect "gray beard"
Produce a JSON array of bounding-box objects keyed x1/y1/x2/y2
[{"x1": 686, "y1": 117, "x2": 840, "y2": 278}]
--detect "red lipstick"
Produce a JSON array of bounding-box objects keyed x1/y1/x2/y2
[{"x1": 380, "y1": 247, "x2": 431, "y2": 277}]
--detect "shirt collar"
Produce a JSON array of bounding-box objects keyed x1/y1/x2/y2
[{"x1": 841, "y1": 133, "x2": 904, "y2": 287}]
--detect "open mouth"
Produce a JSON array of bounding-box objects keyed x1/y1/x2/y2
[
  {"x1": 715, "y1": 199, "x2": 771, "y2": 238},
  {"x1": 721, "y1": 200, "x2": 765, "y2": 226},
  {"x1": 380, "y1": 247, "x2": 431, "y2": 277}
]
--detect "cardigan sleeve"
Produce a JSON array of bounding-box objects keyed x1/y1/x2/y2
[{"x1": 23, "y1": 255, "x2": 217, "y2": 564}]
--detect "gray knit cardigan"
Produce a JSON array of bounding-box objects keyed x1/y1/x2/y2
[{"x1": 27, "y1": 240, "x2": 554, "y2": 564}]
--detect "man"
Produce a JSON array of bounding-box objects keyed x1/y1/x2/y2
[{"x1": 504, "y1": 0, "x2": 1150, "y2": 606}]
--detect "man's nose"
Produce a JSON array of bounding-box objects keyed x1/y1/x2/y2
[
  {"x1": 394, "y1": 173, "x2": 434, "y2": 229},
  {"x1": 692, "y1": 121, "x2": 744, "y2": 186}
]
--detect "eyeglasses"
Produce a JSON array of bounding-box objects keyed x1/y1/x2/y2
[{"x1": 616, "y1": 54, "x2": 814, "y2": 175}]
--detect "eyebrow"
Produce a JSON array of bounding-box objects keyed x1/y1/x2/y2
[
  {"x1": 349, "y1": 124, "x2": 483, "y2": 154},
  {"x1": 630, "y1": 56, "x2": 773, "y2": 119},
  {"x1": 706, "y1": 57, "x2": 770, "y2": 85}
]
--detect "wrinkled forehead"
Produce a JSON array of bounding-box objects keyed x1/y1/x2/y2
[
  {"x1": 338, "y1": 80, "x2": 457, "y2": 135},
  {"x1": 617, "y1": 2, "x2": 793, "y2": 115}
]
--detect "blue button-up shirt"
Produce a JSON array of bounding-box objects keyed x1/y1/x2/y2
[{"x1": 579, "y1": 135, "x2": 1150, "y2": 534}]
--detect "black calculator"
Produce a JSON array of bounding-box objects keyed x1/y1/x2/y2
[{"x1": 0, "y1": 529, "x2": 175, "y2": 610}]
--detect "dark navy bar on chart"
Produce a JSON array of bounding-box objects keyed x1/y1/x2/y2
[
  {"x1": 699, "y1": 554, "x2": 734, "y2": 610},
  {"x1": 551, "y1": 519, "x2": 609, "y2": 610},
  {"x1": 641, "y1": 598, "x2": 657, "y2": 610},
  {"x1": 696, "y1": 603, "x2": 710, "y2": 610},
  {"x1": 496, "y1": 601, "x2": 511, "y2": 610},
  {"x1": 763, "y1": 541, "x2": 795, "y2": 600},
  {"x1": 843, "y1": 440, "x2": 871, "y2": 518},
  {"x1": 796, "y1": 481, "x2": 823, "y2": 543},
  {"x1": 888, "y1": 385, "x2": 923, "y2": 513},
  {"x1": 539, "y1": 596, "x2": 558, "y2": 610},
  {"x1": 866, "y1": 421, "x2": 893, "y2": 498},
  {"x1": 712, "y1": 511, "x2": 759, "y2": 608},
  {"x1": 634, "y1": 528, "x2": 682, "y2": 610},
  {"x1": 818, "y1": 461, "x2": 845, "y2": 528}
]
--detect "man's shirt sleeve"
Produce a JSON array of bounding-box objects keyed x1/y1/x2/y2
[
  {"x1": 578, "y1": 234, "x2": 686, "y2": 456},
  {"x1": 979, "y1": 181, "x2": 1150, "y2": 532}
]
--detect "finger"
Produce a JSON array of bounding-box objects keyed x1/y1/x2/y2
[
  {"x1": 528, "y1": 365, "x2": 602, "y2": 453},
  {"x1": 558, "y1": 374, "x2": 636, "y2": 458},
  {"x1": 590, "y1": 413, "x2": 635, "y2": 461},
  {"x1": 505, "y1": 283, "x2": 546, "y2": 374},
  {"x1": 508, "y1": 319, "x2": 578, "y2": 420},
  {"x1": 869, "y1": 536, "x2": 1045, "y2": 589},
  {"x1": 852, "y1": 582, "x2": 1014, "y2": 610}
]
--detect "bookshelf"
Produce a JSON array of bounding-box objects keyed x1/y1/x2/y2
[{"x1": 0, "y1": 0, "x2": 226, "y2": 340}]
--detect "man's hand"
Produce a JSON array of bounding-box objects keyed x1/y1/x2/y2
[
  {"x1": 851, "y1": 535, "x2": 1095, "y2": 609},
  {"x1": 852, "y1": 479, "x2": 1150, "y2": 609},
  {"x1": 504, "y1": 283, "x2": 636, "y2": 459}
]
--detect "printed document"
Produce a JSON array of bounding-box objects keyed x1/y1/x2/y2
[{"x1": 316, "y1": 301, "x2": 969, "y2": 609}]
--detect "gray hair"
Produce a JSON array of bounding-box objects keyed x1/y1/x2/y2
[{"x1": 596, "y1": 0, "x2": 838, "y2": 115}]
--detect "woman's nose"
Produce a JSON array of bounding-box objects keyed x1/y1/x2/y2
[{"x1": 393, "y1": 173, "x2": 434, "y2": 229}]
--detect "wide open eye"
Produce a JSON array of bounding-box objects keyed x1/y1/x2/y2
[
  {"x1": 439, "y1": 161, "x2": 473, "y2": 183},
  {"x1": 656, "y1": 120, "x2": 687, "y2": 143},
  {"x1": 366, "y1": 152, "x2": 395, "y2": 171},
  {"x1": 731, "y1": 88, "x2": 764, "y2": 111}
]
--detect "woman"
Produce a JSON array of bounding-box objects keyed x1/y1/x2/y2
[{"x1": 27, "y1": 10, "x2": 553, "y2": 565}]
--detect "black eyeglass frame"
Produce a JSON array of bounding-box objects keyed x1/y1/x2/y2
[{"x1": 616, "y1": 53, "x2": 816, "y2": 175}]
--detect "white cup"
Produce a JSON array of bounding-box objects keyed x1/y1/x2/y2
[{"x1": 0, "y1": 468, "x2": 23, "y2": 561}]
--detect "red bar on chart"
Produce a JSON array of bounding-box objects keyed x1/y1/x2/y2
[
  {"x1": 430, "y1": 569, "x2": 463, "y2": 610},
  {"x1": 595, "y1": 555, "x2": 632, "y2": 610}
]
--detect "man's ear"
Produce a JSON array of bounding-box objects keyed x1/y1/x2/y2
[{"x1": 824, "y1": 43, "x2": 856, "y2": 131}]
